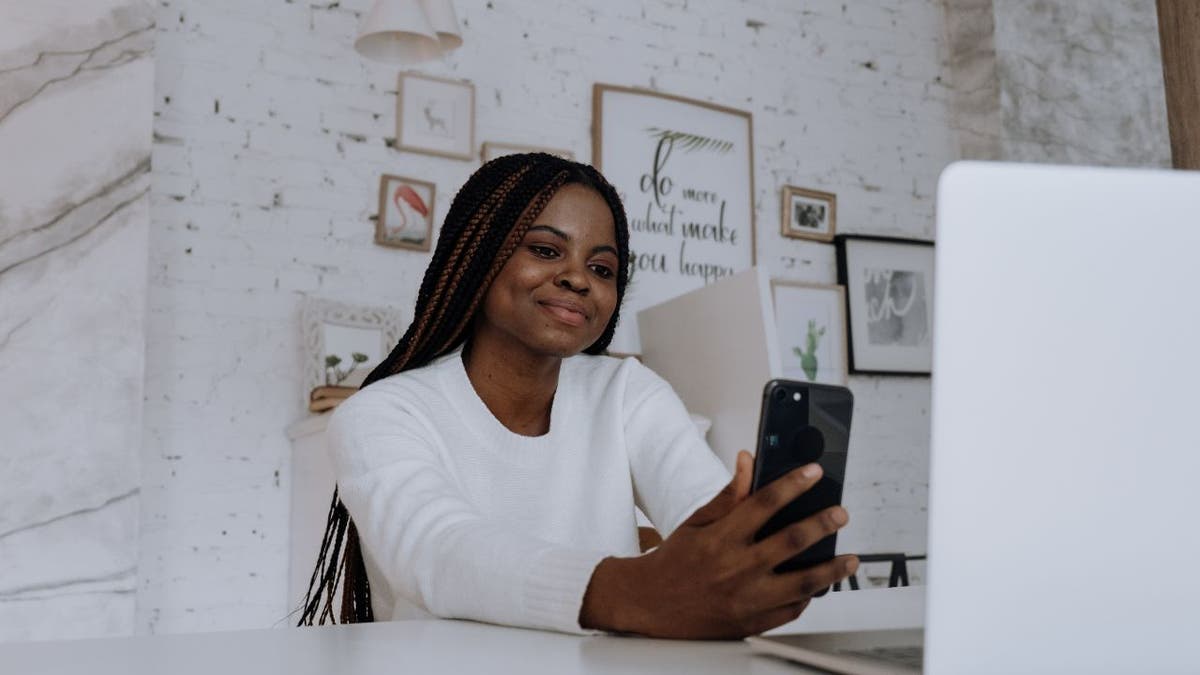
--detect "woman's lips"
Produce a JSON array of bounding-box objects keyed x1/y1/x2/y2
[{"x1": 539, "y1": 301, "x2": 588, "y2": 327}]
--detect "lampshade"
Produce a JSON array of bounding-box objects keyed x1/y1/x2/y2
[
  {"x1": 354, "y1": 0, "x2": 462, "y2": 63},
  {"x1": 419, "y1": 0, "x2": 463, "y2": 51}
]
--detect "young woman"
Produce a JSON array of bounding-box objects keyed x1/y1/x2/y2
[{"x1": 299, "y1": 153, "x2": 857, "y2": 638}]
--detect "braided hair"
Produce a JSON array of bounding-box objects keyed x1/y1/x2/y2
[{"x1": 298, "y1": 153, "x2": 631, "y2": 625}]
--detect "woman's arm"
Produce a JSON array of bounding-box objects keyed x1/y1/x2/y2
[
  {"x1": 591, "y1": 361, "x2": 859, "y2": 638},
  {"x1": 580, "y1": 452, "x2": 859, "y2": 638},
  {"x1": 619, "y1": 360, "x2": 731, "y2": 536}
]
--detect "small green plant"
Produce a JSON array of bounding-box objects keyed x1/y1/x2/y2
[
  {"x1": 325, "y1": 352, "x2": 369, "y2": 385},
  {"x1": 792, "y1": 319, "x2": 826, "y2": 381}
]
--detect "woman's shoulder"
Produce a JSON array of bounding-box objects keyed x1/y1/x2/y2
[
  {"x1": 563, "y1": 352, "x2": 670, "y2": 399},
  {"x1": 329, "y1": 355, "x2": 456, "y2": 427}
]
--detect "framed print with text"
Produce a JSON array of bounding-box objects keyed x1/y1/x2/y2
[{"x1": 592, "y1": 83, "x2": 755, "y2": 354}]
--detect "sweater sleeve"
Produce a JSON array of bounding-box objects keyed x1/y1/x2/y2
[
  {"x1": 326, "y1": 395, "x2": 608, "y2": 635},
  {"x1": 622, "y1": 361, "x2": 732, "y2": 538}
]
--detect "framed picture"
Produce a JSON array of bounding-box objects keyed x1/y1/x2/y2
[
  {"x1": 593, "y1": 83, "x2": 755, "y2": 354},
  {"x1": 781, "y1": 185, "x2": 836, "y2": 242},
  {"x1": 301, "y1": 297, "x2": 406, "y2": 399},
  {"x1": 481, "y1": 141, "x2": 574, "y2": 163},
  {"x1": 376, "y1": 174, "x2": 435, "y2": 251},
  {"x1": 835, "y1": 235, "x2": 935, "y2": 375},
  {"x1": 771, "y1": 281, "x2": 848, "y2": 385},
  {"x1": 396, "y1": 72, "x2": 475, "y2": 160}
]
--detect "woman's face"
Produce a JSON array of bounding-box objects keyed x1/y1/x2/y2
[{"x1": 476, "y1": 183, "x2": 620, "y2": 359}]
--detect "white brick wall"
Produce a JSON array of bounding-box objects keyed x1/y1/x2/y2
[{"x1": 142, "y1": 0, "x2": 960, "y2": 634}]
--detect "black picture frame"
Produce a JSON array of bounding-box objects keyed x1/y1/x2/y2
[{"x1": 835, "y1": 234, "x2": 936, "y2": 376}]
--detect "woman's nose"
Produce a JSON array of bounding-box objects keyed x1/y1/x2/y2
[{"x1": 555, "y1": 268, "x2": 589, "y2": 295}]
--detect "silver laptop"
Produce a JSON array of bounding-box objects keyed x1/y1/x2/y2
[{"x1": 749, "y1": 161, "x2": 1200, "y2": 674}]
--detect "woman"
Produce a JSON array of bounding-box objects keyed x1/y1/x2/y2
[{"x1": 300, "y1": 153, "x2": 857, "y2": 638}]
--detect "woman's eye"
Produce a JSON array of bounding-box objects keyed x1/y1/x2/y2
[
  {"x1": 529, "y1": 245, "x2": 558, "y2": 258},
  {"x1": 590, "y1": 264, "x2": 615, "y2": 279}
]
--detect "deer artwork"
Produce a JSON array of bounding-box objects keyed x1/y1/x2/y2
[
  {"x1": 423, "y1": 101, "x2": 447, "y2": 135},
  {"x1": 793, "y1": 319, "x2": 826, "y2": 381}
]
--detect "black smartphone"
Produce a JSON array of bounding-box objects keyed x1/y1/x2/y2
[{"x1": 750, "y1": 379, "x2": 854, "y2": 574}]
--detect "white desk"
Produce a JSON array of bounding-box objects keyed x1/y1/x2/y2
[
  {"x1": 0, "y1": 620, "x2": 801, "y2": 675},
  {"x1": 0, "y1": 588, "x2": 923, "y2": 674}
]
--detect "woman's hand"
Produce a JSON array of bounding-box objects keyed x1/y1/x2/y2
[{"x1": 579, "y1": 451, "x2": 857, "y2": 639}]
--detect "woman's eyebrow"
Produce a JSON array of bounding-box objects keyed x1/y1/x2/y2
[
  {"x1": 527, "y1": 225, "x2": 618, "y2": 257},
  {"x1": 527, "y1": 224, "x2": 569, "y2": 240}
]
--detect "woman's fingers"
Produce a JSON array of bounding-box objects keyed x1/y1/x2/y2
[
  {"x1": 750, "y1": 506, "x2": 849, "y2": 571},
  {"x1": 731, "y1": 450, "x2": 753, "y2": 502},
  {"x1": 683, "y1": 450, "x2": 754, "y2": 527},
  {"x1": 741, "y1": 599, "x2": 811, "y2": 637},
  {"x1": 724, "y1": 463, "x2": 824, "y2": 540},
  {"x1": 758, "y1": 555, "x2": 860, "y2": 607}
]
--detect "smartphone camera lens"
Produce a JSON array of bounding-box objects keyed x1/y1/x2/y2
[{"x1": 773, "y1": 388, "x2": 787, "y2": 403}]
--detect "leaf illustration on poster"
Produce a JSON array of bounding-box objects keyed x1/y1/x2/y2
[{"x1": 593, "y1": 85, "x2": 756, "y2": 354}]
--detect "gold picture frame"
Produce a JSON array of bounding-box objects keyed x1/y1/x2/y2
[
  {"x1": 375, "y1": 174, "x2": 436, "y2": 252},
  {"x1": 396, "y1": 72, "x2": 475, "y2": 160},
  {"x1": 481, "y1": 141, "x2": 574, "y2": 162},
  {"x1": 781, "y1": 185, "x2": 837, "y2": 242},
  {"x1": 591, "y1": 83, "x2": 756, "y2": 354}
]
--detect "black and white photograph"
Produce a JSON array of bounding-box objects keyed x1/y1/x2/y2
[
  {"x1": 836, "y1": 235, "x2": 935, "y2": 374},
  {"x1": 781, "y1": 185, "x2": 836, "y2": 242},
  {"x1": 863, "y1": 268, "x2": 929, "y2": 348}
]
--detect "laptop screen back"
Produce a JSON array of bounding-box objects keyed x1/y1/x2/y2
[{"x1": 927, "y1": 162, "x2": 1200, "y2": 674}]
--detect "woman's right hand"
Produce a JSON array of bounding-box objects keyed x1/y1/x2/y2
[{"x1": 579, "y1": 451, "x2": 857, "y2": 639}]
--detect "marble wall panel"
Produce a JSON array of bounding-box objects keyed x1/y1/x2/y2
[
  {"x1": 0, "y1": 0, "x2": 154, "y2": 642},
  {"x1": 992, "y1": 0, "x2": 1170, "y2": 166}
]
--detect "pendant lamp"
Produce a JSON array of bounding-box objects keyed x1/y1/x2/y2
[{"x1": 354, "y1": 0, "x2": 462, "y2": 63}]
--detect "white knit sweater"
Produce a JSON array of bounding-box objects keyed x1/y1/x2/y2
[{"x1": 326, "y1": 348, "x2": 730, "y2": 634}]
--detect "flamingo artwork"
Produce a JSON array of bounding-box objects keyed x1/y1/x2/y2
[{"x1": 387, "y1": 182, "x2": 430, "y2": 243}]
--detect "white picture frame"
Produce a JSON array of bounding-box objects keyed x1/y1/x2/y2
[
  {"x1": 301, "y1": 297, "x2": 406, "y2": 398},
  {"x1": 836, "y1": 235, "x2": 935, "y2": 375},
  {"x1": 480, "y1": 141, "x2": 574, "y2": 163},
  {"x1": 771, "y1": 281, "x2": 848, "y2": 385},
  {"x1": 396, "y1": 72, "x2": 475, "y2": 160},
  {"x1": 593, "y1": 83, "x2": 756, "y2": 354}
]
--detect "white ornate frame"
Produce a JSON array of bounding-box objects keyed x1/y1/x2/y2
[{"x1": 301, "y1": 296, "x2": 406, "y2": 399}]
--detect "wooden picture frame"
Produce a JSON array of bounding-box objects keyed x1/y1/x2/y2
[
  {"x1": 592, "y1": 83, "x2": 756, "y2": 354},
  {"x1": 481, "y1": 141, "x2": 574, "y2": 162},
  {"x1": 375, "y1": 174, "x2": 435, "y2": 251},
  {"x1": 396, "y1": 72, "x2": 475, "y2": 160},
  {"x1": 771, "y1": 281, "x2": 849, "y2": 385},
  {"x1": 835, "y1": 235, "x2": 936, "y2": 376},
  {"x1": 781, "y1": 185, "x2": 837, "y2": 242}
]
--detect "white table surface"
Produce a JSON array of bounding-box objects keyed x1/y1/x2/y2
[
  {"x1": 0, "y1": 620, "x2": 809, "y2": 675},
  {"x1": 0, "y1": 587, "x2": 924, "y2": 675}
]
